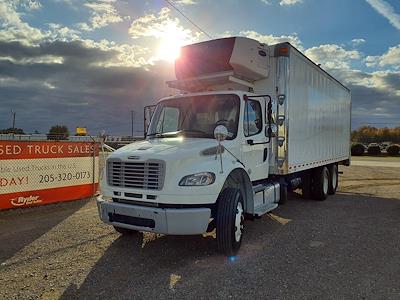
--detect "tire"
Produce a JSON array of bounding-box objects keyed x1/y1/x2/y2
[
  {"x1": 311, "y1": 166, "x2": 329, "y2": 201},
  {"x1": 216, "y1": 188, "x2": 244, "y2": 256},
  {"x1": 113, "y1": 226, "x2": 136, "y2": 235},
  {"x1": 301, "y1": 172, "x2": 311, "y2": 199},
  {"x1": 279, "y1": 183, "x2": 288, "y2": 204},
  {"x1": 328, "y1": 164, "x2": 338, "y2": 195}
]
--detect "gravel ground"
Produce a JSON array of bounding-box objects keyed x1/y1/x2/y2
[{"x1": 0, "y1": 163, "x2": 399, "y2": 299}]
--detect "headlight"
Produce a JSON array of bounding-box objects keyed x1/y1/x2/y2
[{"x1": 179, "y1": 172, "x2": 215, "y2": 186}]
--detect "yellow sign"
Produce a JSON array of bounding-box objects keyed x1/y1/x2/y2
[{"x1": 76, "y1": 127, "x2": 87, "y2": 136}]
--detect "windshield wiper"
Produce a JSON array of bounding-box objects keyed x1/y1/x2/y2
[
  {"x1": 146, "y1": 132, "x2": 178, "y2": 138},
  {"x1": 147, "y1": 129, "x2": 213, "y2": 139}
]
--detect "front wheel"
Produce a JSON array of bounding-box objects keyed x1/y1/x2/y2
[{"x1": 216, "y1": 188, "x2": 244, "y2": 256}]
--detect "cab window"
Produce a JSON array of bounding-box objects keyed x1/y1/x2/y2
[
  {"x1": 156, "y1": 107, "x2": 180, "y2": 133},
  {"x1": 244, "y1": 100, "x2": 262, "y2": 136}
]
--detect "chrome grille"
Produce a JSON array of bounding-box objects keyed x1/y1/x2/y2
[{"x1": 107, "y1": 159, "x2": 165, "y2": 190}]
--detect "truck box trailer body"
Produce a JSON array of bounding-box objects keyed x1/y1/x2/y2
[
  {"x1": 267, "y1": 43, "x2": 351, "y2": 175},
  {"x1": 97, "y1": 37, "x2": 351, "y2": 255}
]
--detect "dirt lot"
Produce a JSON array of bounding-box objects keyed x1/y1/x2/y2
[{"x1": 1, "y1": 160, "x2": 399, "y2": 299}]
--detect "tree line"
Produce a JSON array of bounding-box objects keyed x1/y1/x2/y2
[
  {"x1": 351, "y1": 126, "x2": 400, "y2": 143},
  {"x1": 0, "y1": 125, "x2": 70, "y2": 140}
]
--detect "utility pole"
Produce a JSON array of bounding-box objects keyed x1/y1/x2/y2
[
  {"x1": 11, "y1": 109, "x2": 16, "y2": 131},
  {"x1": 131, "y1": 110, "x2": 134, "y2": 139}
]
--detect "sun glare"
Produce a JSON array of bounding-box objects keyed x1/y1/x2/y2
[{"x1": 156, "y1": 23, "x2": 191, "y2": 62}]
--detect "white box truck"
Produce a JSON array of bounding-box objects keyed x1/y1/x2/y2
[{"x1": 97, "y1": 37, "x2": 351, "y2": 255}]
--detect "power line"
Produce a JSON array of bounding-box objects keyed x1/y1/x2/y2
[{"x1": 163, "y1": 0, "x2": 213, "y2": 39}]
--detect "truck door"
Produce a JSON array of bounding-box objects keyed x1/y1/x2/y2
[{"x1": 241, "y1": 98, "x2": 269, "y2": 181}]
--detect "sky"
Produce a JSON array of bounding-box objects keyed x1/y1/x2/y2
[{"x1": 0, "y1": 0, "x2": 399, "y2": 135}]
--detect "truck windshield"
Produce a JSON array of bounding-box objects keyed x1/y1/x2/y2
[{"x1": 147, "y1": 94, "x2": 240, "y2": 140}]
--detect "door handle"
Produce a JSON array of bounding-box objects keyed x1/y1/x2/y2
[
  {"x1": 246, "y1": 139, "x2": 270, "y2": 146},
  {"x1": 263, "y1": 148, "x2": 268, "y2": 162}
]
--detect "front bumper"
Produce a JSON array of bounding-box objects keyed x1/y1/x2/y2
[{"x1": 97, "y1": 196, "x2": 211, "y2": 235}]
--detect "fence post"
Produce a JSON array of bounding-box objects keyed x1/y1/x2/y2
[{"x1": 92, "y1": 140, "x2": 96, "y2": 196}]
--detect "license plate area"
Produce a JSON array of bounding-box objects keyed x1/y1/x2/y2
[{"x1": 108, "y1": 213, "x2": 155, "y2": 228}]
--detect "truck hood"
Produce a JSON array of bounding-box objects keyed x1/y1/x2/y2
[{"x1": 109, "y1": 138, "x2": 220, "y2": 160}]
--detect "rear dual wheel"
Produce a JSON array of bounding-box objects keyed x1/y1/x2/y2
[
  {"x1": 311, "y1": 164, "x2": 338, "y2": 200},
  {"x1": 328, "y1": 164, "x2": 338, "y2": 195},
  {"x1": 312, "y1": 166, "x2": 330, "y2": 200}
]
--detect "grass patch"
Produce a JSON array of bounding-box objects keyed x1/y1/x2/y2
[{"x1": 351, "y1": 155, "x2": 400, "y2": 162}]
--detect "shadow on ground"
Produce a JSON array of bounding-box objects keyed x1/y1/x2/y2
[
  {"x1": 60, "y1": 191, "x2": 400, "y2": 299},
  {"x1": 0, "y1": 198, "x2": 91, "y2": 264}
]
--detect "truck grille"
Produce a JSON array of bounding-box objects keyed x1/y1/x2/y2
[{"x1": 107, "y1": 159, "x2": 165, "y2": 190}]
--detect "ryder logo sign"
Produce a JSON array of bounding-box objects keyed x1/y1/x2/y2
[
  {"x1": 11, "y1": 195, "x2": 42, "y2": 207},
  {"x1": 0, "y1": 141, "x2": 99, "y2": 210}
]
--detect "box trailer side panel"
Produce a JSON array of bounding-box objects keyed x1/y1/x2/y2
[{"x1": 285, "y1": 46, "x2": 351, "y2": 174}]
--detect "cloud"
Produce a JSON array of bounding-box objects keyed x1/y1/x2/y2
[
  {"x1": 304, "y1": 44, "x2": 361, "y2": 69},
  {"x1": 238, "y1": 30, "x2": 303, "y2": 49},
  {"x1": 78, "y1": 0, "x2": 125, "y2": 31},
  {"x1": 0, "y1": 40, "x2": 116, "y2": 65},
  {"x1": 128, "y1": 7, "x2": 201, "y2": 62},
  {"x1": 173, "y1": 0, "x2": 198, "y2": 5},
  {"x1": 47, "y1": 23, "x2": 81, "y2": 40},
  {"x1": 129, "y1": 7, "x2": 196, "y2": 40},
  {"x1": 330, "y1": 68, "x2": 400, "y2": 127},
  {"x1": 351, "y1": 38, "x2": 366, "y2": 46},
  {"x1": 280, "y1": 0, "x2": 302, "y2": 6},
  {"x1": 0, "y1": 39, "x2": 175, "y2": 134},
  {"x1": 0, "y1": 0, "x2": 152, "y2": 67},
  {"x1": 365, "y1": 0, "x2": 400, "y2": 30},
  {"x1": 0, "y1": 2, "x2": 399, "y2": 134},
  {"x1": 365, "y1": 44, "x2": 400, "y2": 69},
  {"x1": 293, "y1": 40, "x2": 400, "y2": 128},
  {"x1": 10, "y1": 0, "x2": 42, "y2": 11},
  {"x1": 259, "y1": 0, "x2": 302, "y2": 6},
  {"x1": 0, "y1": 1, "x2": 45, "y2": 45}
]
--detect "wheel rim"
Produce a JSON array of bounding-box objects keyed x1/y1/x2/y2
[
  {"x1": 323, "y1": 170, "x2": 329, "y2": 195},
  {"x1": 234, "y1": 202, "x2": 244, "y2": 242},
  {"x1": 332, "y1": 167, "x2": 337, "y2": 188}
]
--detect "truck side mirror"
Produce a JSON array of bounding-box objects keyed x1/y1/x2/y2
[{"x1": 214, "y1": 125, "x2": 228, "y2": 141}]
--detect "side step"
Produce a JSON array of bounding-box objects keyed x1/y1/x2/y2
[
  {"x1": 254, "y1": 203, "x2": 278, "y2": 217},
  {"x1": 252, "y1": 182, "x2": 280, "y2": 217}
]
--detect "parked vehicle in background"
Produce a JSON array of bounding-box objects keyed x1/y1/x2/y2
[
  {"x1": 97, "y1": 37, "x2": 351, "y2": 255},
  {"x1": 380, "y1": 142, "x2": 392, "y2": 151},
  {"x1": 368, "y1": 143, "x2": 379, "y2": 147},
  {"x1": 368, "y1": 144, "x2": 381, "y2": 155},
  {"x1": 351, "y1": 143, "x2": 365, "y2": 156},
  {"x1": 387, "y1": 144, "x2": 400, "y2": 156}
]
